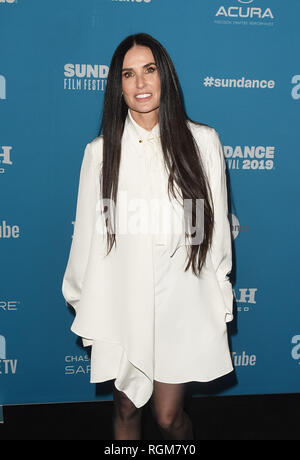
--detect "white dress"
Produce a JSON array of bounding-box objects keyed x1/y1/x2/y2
[{"x1": 62, "y1": 108, "x2": 234, "y2": 408}]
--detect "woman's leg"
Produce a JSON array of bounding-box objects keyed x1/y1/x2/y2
[
  {"x1": 112, "y1": 383, "x2": 143, "y2": 440},
  {"x1": 151, "y1": 380, "x2": 194, "y2": 440}
]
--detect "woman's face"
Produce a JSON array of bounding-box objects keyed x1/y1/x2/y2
[{"x1": 121, "y1": 45, "x2": 161, "y2": 115}]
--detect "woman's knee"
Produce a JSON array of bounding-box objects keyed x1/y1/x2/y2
[
  {"x1": 113, "y1": 386, "x2": 142, "y2": 421},
  {"x1": 151, "y1": 381, "x2": 186, "y2": 430},
  {"x1": 153, "y1": 405, "x2": 184, "y2": 431}
]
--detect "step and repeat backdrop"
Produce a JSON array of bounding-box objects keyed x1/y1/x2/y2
[{"x1": 0, "y1": 0, "x2": 299, "y2": 405}]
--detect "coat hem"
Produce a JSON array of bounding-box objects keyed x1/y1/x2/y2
[{"x1": 71, "y1": 326, "x2": 154, "y2": 408}]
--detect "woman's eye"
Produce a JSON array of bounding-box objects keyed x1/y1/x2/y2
[{"x1": 122, "y1": 67, "x2": 156, "y2": 78}]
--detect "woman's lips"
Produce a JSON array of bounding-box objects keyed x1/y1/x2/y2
[{"x1": 135, "y1": 93, "x2": 152, "y2": 102}]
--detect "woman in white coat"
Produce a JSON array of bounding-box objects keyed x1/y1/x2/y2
[{"x1": 62, "y1": 33, "x2": 234, "y2": 440}]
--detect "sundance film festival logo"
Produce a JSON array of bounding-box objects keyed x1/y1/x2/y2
[
  {"x1": 224, "y1": 145, "x2": 276, "y2": 171},
  {"x1": 215, "y1": 0, "x2": 274, "y2": 27},
  {"x1": 63, "y1": 64, "x2": 109, "y2": 92},
  {"x1": 0, "y1": 145, "x2": 13, "y2": 174},
  {"x1": 0, "y1": 335, "x2": 18, "y2": 375}
]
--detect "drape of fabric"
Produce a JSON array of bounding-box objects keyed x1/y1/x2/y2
[{"x1": 62, "y1": 109, "x2": 234, "y2": 408}]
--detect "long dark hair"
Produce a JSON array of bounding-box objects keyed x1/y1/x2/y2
[{"x1": 99, "y1": 33, "x2": 214, "y2": 277}]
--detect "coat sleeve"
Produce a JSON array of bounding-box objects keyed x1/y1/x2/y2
[
  {"x1": 62, "y1": 142, "x2": 99, "y2": 315},
  {"x1": 206, "y1": 128, "x2": 234, "y2": 323}
]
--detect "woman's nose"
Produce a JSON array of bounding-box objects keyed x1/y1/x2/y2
[{"x1": 135, "y1": 73, "x2": 146, "y2": 88}]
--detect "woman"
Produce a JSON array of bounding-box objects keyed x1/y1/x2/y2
[{"x1": 62, "y1": 33, "x2": 234, "y2": 440}]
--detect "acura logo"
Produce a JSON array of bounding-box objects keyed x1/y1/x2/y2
[{"x1": 216, "y1": 0, "x2": 273, "y2": 20}]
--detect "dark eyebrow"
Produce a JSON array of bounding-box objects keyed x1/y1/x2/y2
[{"x1": 122, "y1": 62, "x2": 157, "y2": 72}]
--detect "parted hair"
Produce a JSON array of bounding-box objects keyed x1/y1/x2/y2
[{"x1": 99, "y1": 33, "x2": 214, "y2": 277}]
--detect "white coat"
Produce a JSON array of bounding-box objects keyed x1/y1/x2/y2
[{"x1": 62, "y1": 108, "x2": 234, "y2": 408}]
